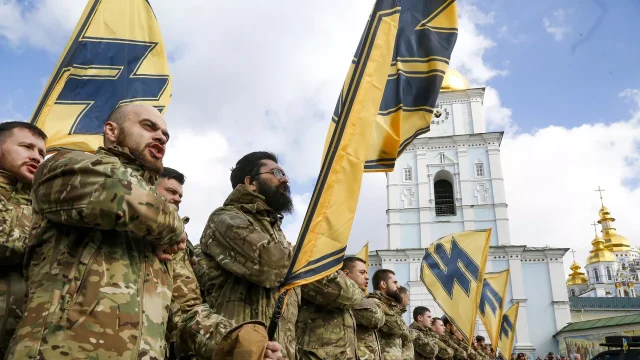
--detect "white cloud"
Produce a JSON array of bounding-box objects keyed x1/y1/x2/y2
[
  {"x1": 543, "y1": 9, "x2": 570, "y2": 41},
  {"x1": 497, "y1": 25, "x2": 526, "y2": 44},
  {"x1": 450, "y1": 4, "x2": 508, "y2": 85},
  {"x1": 502, "y1": 90, "x2": 640, "y2": 273},
  {"x1": 0, "y1": 0, "x2": 85, "y2": 52}
]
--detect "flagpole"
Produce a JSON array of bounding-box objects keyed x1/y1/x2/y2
[{"x1": 267, "y1": 290, "x2": 290, "y2": 341}]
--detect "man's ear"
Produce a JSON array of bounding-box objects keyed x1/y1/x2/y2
[{"x1": 104, "y1": 121, "x2": 118, "y2": 144}]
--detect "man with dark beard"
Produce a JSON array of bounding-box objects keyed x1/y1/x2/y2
[
  {"x1": 6, "y1": 105, "x2": 280, "y2": 360},
  {"x1": 368, "y1": 269, "x2": 409, "y2": 360},
  {"x1": 197, "y1": 151, "x2": 301, "y2": 360}
]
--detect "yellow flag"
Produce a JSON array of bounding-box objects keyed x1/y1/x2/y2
[
  {"x1": 478, "y1": 270, "x2": 510, "y2": 348},
  {"x1": 30, "y1": 0, "x2": 171, "y2": 152},
  {"x1": 356, "y1": 242, "x2": 369, "y2": 266},
  {"x1": 420, "y1": 229, "x2": 491, "y2": 345},
  {"x1": 281, "y1": 0, "x2": 458, "y2": 290},
  {"x1": 497, "y1": 302, "x2": 519, "y2": 358}
]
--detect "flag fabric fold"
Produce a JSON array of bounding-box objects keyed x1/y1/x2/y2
[
  {"x1": 478, "y1": 270, "x2": 510, "y2": 348},
  {"x1": 31, "y1": 0, "x2": 172, "y2": 153},
  {"x1": 281, "y1": 0, "x2": 458, "y2": 291},
  {"x1": 497, "y1": 302, "x2": 520, "y2": 358},
  {"x1": 420, "y1": 229, "x2": 491, "y2": 345}
]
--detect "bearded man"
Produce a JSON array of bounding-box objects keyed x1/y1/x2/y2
[
  {"x1": 6, "y1": 104, "x2": 280, "y2": 360},
  {"x1": 368, "y1": 269, "x2": 408, "y2": 360},
  {"x1": 197, "y1": 151, "x2": 301, "y2": 360}
]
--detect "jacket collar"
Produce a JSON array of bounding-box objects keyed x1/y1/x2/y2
[
  {"x1": 0, "y1": 170, "x2": 32, "y2": 199},
  {"x1": 224, "y1": 184, "x2": 282, "y2": 224},
  {"x1": 96, "y1": 146, "x2": 158, "y2": 185}
]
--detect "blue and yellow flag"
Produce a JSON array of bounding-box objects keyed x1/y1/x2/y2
[
  {"x1": 479, "y1": 270, "x2": 510, "y2": 348},
  {"x1": 31, "y1": 0, "x2": 171, "y2": 152},
  {"x1": 420, "y1": 229, "x2": 491, "y2": 345},
  {"x1": 281, "y1": 0, "x2": 458, "y2": 290},
  {"x1": 497, "y1": 302, "x2": 519, "y2": 358}
]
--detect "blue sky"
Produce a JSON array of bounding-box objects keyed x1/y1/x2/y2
[{"x1": 0, "y1": 0, "x2": 639, "y2": 273}]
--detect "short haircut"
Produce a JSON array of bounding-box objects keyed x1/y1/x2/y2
[
  {"x1": 159, "y1": 167, "x2": 186, "y2": 185},
  {"x1": 441, "y1": 315, "x2": 453, "y2": 327},
  {"x1": 230, "y1": 151, "x2": 278, "y2": 189},
  {"x1": 0, "y1": 121, "x2": 47, "y2": 144},
  {"x1": 106, "y1": 104, "x2": 129, "y2": 126},
  {"x1": 476, "y1": 335, "x2": 485, "y2": 343},
  {"x1": 432, "y1": 317, "x2": 443, "y2": 326},
  {"x1": 341, "y1": 256, "x2": 366, "y2": 272},
  {"x1": 372, "y1": 269, "x2": 395, "y2": 291},
  {"x1": 413, "y1": 306, "x2": 430, "y2": 322},
  {"x1": 398, "y1": 286, "x2": 409, "y2": 296}
]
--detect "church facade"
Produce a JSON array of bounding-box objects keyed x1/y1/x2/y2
[{"x1": 368, "y1": 70, "x2": 572, "y2": 358}]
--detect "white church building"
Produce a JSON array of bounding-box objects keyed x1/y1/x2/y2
[{"x1": 366, "y1": 70, "x2": 572, "y2": 357}]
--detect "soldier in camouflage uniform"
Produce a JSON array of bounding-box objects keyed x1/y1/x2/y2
[
  {"x1": 0, "y1": 122, "x2": 47, "y2": 358},
  {"x1": 343, "y1": 257, "x2": 385, "y2": 360},
  {"x1": 6, "y1": 104, "x2": 281, "y2": 360},
  {"x1": 397, "y1": 286, "x2": 415, "y2": 360},
  {"x1": 196, "y1": 151, "x2": 300, "y2": 360},
  {"x1": 440, "y1": 316, "x2": 469, "y2": 360},
  {"x1": 474, "y1": 336, "x2": 492, "y2": 360},
  {"x1": 409, "y1": 307, "x2": 440, "y2": 360},
  {"x1": 429, "y1": 317, "x2": 455, "y2": 360},
  {"x1": 369, "y1": 269, "x2": 409, "y2": 360},
  {"x1": 295, "y1": 270, "x2": 363, "y2": 359}
]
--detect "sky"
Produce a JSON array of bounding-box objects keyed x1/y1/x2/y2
[{"x1": 1, "y1": 0, "x2": 639, "y2": 277}]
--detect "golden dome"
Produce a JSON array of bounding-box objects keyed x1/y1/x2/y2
[
  {"x1": 441, "y1": 69, "x2": 470, "y2": 91},
  {"x1": 598, "y1": 205, "x2": 631, "y2": 252},
  {"x1": 566, "y1": 261, "x2": 588, "y2": 286},
  {"x1": 587, "y1": 234, "x2": 617, "y2": 265}
]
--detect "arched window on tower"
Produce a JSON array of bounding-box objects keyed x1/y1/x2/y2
[
  {"x1": 403, "y1": 166, "x2": 413, "y2": 182},
  {"x1": 606, "y1": 267, "x2": 612, "y2": 281},
  {"x1": 434, "y1": 170, "x2": 456, "y2": 216},
  {"x1": 625, "y1": 289, "x2": 630, "y2": 297},
  {"x1": 571, "y1": 289, "x2": 576, "y2": 297},
  {"x1": 594, "y1": 269, "x2": 600, "y2": 283}
]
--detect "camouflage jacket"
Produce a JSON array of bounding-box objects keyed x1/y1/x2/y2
[
  {"x1": 0, "y1": 170, "x2": 32, "y2": 357},
  {"x1": 440, "y1": 333, "x2": 467, "y2": 360},
  {"x1": 353, "y1": 297, "x2": 385, "y2": 360},
  {"x1": 196, "y1": 184, "x2": 300, "y2": 360},
  {"x1": 296, "y1": 271, "x2": 363, "y2": 359},
  {"x1": 5, "y1": 147, "x2": 240, "y2": 360},
  {"x1": 424, "y1": 327, "x2": 454, "y2": 360},
  {"x1": 409, "y1": 322, "x2": 440, "y2": 360},
  {"x1": 402, "y1": 327, "x2": 416, "y2": 360},
  {"x1": 368, "y1": 291, "x2": 407, "y2": 360}
]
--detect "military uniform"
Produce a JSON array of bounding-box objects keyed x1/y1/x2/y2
[
  {"x1": 401, "y1": 327, "x2": 416, "y2": 360},
  {"x1": 196, "y1": 184, "x2": 300, "y2": 360},
  {"x1": 440, "y1": 332, "x2": 467, "y2": 360},
  {"x1": 408, "y1": 322, "x2": 439, "y2": 360},
  {"x1": 422, "y1": 327, "x2": 454, "y2": 360},
  {"x1": 353, "y1": 297, "x2": 385, "y2": 360},
  {"x1": 6, "y1": 147, "x2": 264, "y2": 359},
  {"x1": 368, "y1": 291, "x2": 407, "y2": 360},
  {"x1": 0, "y1": 170, "x2": 32, "y2": 357},
  {"x1": 296, "y1": 271, "x2": 363, "y2": 359}
]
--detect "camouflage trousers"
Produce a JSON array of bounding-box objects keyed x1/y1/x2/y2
[{"x1": 0, "y1": 267, "x2": 26, "y2": 358}]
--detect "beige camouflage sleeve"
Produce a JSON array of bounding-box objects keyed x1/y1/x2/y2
[
  {"x1": 378, "y1": 305, "x2": 407, "y2": 337},
  {"x1": 168, "y1": 250, "x2": 236, "y2": 358},
  {"x1": 353, "y1": 298, "x2": 386, "y2": 329},
  {"x1": 32, "y1": 150, "x2": 183, "y2": 245},
  {"x1": 413, "y1": 330, "x2": 438, "y2": 359},
  {"x1": 202, "y1": 209, "x2": 292, "y2": 288},
  {"x1": 300, "y1": 271, "x2": 364, "y2": 308}
]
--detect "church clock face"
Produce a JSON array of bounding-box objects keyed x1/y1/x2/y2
[{"x1": 432, "y1": 105, "x2": 450, "y2": 125}]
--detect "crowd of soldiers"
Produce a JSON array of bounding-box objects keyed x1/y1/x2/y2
[{"x1": 0, "y1": 103, "x2": 501, "y2": 359}]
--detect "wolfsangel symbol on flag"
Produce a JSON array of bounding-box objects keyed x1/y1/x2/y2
[
  {"x1": 497, "y1": 301, "x2": 520, "y2": 358},
  {"x1": 420, "y1": 229, "x2": 491, "y2": 346},
  {"x1": 30, "y1": 0, "x2": 172, "y2": 153},
  {"x1": 478, "y1": 270, "x2": 510, "y2": 349},
  {"x1": 267, "y1": 0, "x2": 459, "y2": 340}
]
